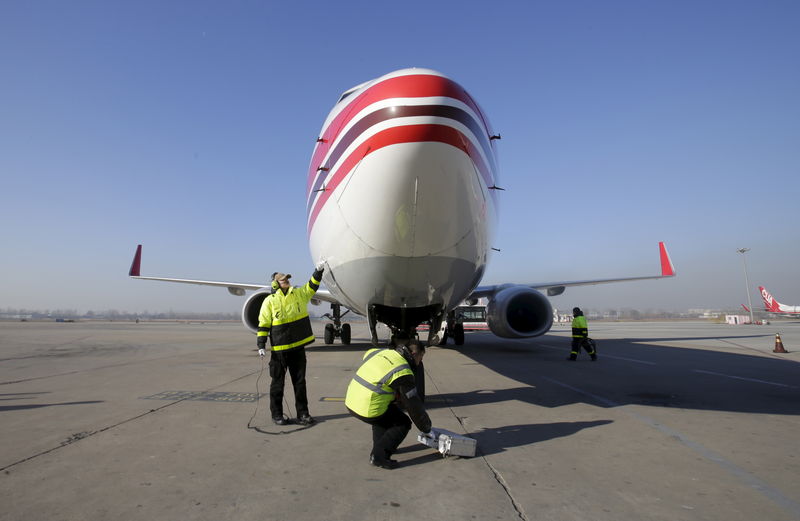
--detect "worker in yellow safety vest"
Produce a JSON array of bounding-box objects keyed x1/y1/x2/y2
[
  {"x1": 257, "y1": 264, "x2": 324, "y2": 426},
  {"x1": 345, "y1": 333, "x2": 432, "y2": 469},
  {"x1": 569, "y1": 306, "x2": 597, "y2": 361}
]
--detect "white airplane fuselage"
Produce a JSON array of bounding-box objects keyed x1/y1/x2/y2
[{"x1": 306, "y1": 69, "x2": 498, "y2": 329}]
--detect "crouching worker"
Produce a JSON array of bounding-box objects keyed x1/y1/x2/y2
[{"x1": 345, "y1": 335, "x2": 431, "y2": 469}]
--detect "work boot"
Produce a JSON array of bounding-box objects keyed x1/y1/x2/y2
[
  {"x1": 369, "y1": 454, "x2": 398, "y2": 469},
  {"x1": 567, "y1": 355, "x2": 577, "y2": 361},
  {"x1": 297, "y1": 414, "x2": 315, "y2": 426},
  {"x1": 590, "y1": 354, "x2": 597, "y2": 361},
  {"x1": 272, "y1": 415, "x2": 289, "y2": 426}
]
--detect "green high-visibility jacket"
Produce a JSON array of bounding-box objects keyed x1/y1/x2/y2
[
  {"x1": 257, "y1": 269, "x2": 321, "y2": 351},
  {"x1": 345, "y1": 348, "x2": 415, "y2": 418},
  {"x1": 571, "y1": 315, "x2": 588, "y2": 338}
]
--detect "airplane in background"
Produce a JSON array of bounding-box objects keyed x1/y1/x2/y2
[
  {"x1": 759, "y1": 286, "x2": 800, "y2": 315},
  {"x1": 129, "y1": 68, "x2": 675, "y2": 346}
]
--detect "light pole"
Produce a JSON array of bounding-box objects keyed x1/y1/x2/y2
[{"x1": 737, "y1": 248, "x2": 755, "y2": 324}]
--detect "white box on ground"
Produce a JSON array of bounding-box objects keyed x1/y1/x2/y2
[{"x1": 417, "y1": 428, "x2": 477, "y2": 457}]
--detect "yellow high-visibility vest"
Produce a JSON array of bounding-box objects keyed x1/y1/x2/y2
[
  {"x1": 345, "y1": 348, "x2": 414, "y2": 418},
  {"x1": 257, "y1": 273, "x2": 320, "y2": 351},
  {"x1": 571, "y1": 315, "x2": 588, "y2": 338}
]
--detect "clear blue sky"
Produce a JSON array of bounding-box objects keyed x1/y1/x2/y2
[{"x1": 2, "y1": 1, "x2": 798, "y2": 314}]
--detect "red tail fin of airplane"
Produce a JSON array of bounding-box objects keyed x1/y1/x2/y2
[
  {"x1": 129, "y1": 245, "x2": 142, "y2": 277},
  {"x1": 741, "y1": 304, "x2": 750, "y2": 313},
  {"x1": 759, "y1": 286, "x2": 781, "y2": 312},
  {"x1": 659, "y1": 242, "x2": 675, "y2": 277}
]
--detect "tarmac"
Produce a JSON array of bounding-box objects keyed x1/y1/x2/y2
[{"x1": 1, "y1": 318, "x2": 799, "y2": 521}]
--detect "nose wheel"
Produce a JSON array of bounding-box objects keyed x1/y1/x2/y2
[{"x1": 323, "y1": 304, "x2": 351, "y2": 345}]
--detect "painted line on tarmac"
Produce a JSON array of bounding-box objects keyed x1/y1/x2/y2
[
  {"x1": 539, "y1": 343, "x2": 655, "y2": 365},
  {"x1": 598, "y1": 354, "x2": 656, "y2": 365},
  {"x1": 541, "y1": 375, "x2": 800, "y2": 519},
  {"x1": 693, "y1": 369, "x2": 796, "y2": 388}
]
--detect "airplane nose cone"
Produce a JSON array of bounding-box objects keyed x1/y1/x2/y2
[{"x1": 336, "y1": 137, "x2": 487, "y2": 258}]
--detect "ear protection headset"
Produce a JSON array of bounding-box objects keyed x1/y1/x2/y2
[{"x1": 270, "y1": 272, "x2": 279, "y2": 291}]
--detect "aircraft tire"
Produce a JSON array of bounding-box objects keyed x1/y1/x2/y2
[
  {"x1": 324, "y1": 323, "x2": 335, "y2": 344},
  {"x1": 341, "y1": 323, "x2": 351, "y2": 345}
]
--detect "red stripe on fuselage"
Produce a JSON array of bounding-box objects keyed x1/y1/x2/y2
[
  {"x1": 307, "y1": 123, "x2": 494, "y2": 235},
  {"x1": 307, "y1": 74, "x2": 492, "y2": 195}
]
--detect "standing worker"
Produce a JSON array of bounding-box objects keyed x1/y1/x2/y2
[
  {"x1": 257, "y1": 264, "x2": 324, "y2": 426},
  {"x1": 569, "y1": 307, "x2": 597, "y2": 361},
  {"x1": 345, "y1": 334, "x2": 432, "y2": 469}
]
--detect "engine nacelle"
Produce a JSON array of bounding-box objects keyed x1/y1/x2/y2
[
  {"x1": 486, "y1": 286, "x2": 553, "y2": 338},
  {"x1": 241, "y1": 289, "x2": 271, "y2": 333}
]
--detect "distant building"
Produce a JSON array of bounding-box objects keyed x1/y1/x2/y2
[
  {"x1": 0, "y1": 313, "x2": 33, "y2": 320},
  {"x1": 689, "y1": 309, "x2": 721, "y2": 319}
]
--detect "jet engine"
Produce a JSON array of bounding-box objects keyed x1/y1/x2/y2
[
  {"x1": 241, "y1": 290, "x2": 271, "y2": 333},
  {"x1": 486, "y1": 286, "x2": 553, "y2": 338}
]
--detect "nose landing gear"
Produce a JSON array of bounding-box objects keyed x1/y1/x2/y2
[{"x1": 322, "y1": 303, "x2": 351, "y2": 345}]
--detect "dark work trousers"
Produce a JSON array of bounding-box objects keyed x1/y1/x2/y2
[
  {"x1": 350, "y1": 403, "x2": 411, "y2": 461},
  {"x1": 269, "y1": 347, "x2": 309, "y2": 419},
  {"x1": 570, "y1": 337, "x2": 596, "y2": 358}
]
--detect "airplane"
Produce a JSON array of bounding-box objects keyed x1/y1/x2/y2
[
  {"x1": 758, "y1": 286, "x2": 800, "y2": 315},
  {"x1": 129, "y1": 67, "x2": 676, "y2": 347}
]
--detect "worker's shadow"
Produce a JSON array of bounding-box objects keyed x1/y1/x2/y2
[
  {"x1": 424, "y1": 387, "x2": 575, "y2": 409},
  {"x1": 470, "y1": 420, "x2": 612, "y2": 456},
  {"x1": 396, "y1": 419, "x2": 611, "y2": 466}
]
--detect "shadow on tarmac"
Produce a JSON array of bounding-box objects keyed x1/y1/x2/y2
[
  {"x1": 248, "y1": 412, "x2": 352, "y2": 435},
  {"x1": 471, "y1": 420, "x2": 614, "y2": 455},
  {"x1": 614, "y1": 334, "x2": 773, "y2": 342},
  {"x1": 427, "y1": 387, "x2": 578, "y2": 410},
  {"x1": 306, "y1": 341, "x2": 376, "y2": 353},
  {"x1": 0, "y1": 400, "x2": 104, "y2": 412},
  {"x1": 0, "y1": 392, "x2": 51, "y2": 401},
  {"x1": 394, "y1": 420, "x2": 613, "y2": 463},
  {"x1": 442, "y1": 332, "x2": 800, "y2": 416}
]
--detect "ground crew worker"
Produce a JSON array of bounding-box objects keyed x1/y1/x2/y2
[
  {"x1": 569, "y1": 307, "x2": 596, "y2": 361},
  {"x1": 257, "y1": 264, "x2": 324, "y2": 425},
  {"x1": 345, "y1": 334, "x2": 432, "y2": 469}
]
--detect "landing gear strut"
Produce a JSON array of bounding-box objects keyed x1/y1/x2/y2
[
  {"x1": 426, "y1": 307, "x2": 445, "y2": 347},
  {"x1": 322, "y1": 303, "x2": 351, "y2": 345},
  {"x1": 368, "y1": 305, "x2": 379, "y2": 346}
]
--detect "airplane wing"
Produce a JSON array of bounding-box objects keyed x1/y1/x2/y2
[
  {"x1": 129, "y1": 244, "x2": 268, "y2": 296},
  {"x1": 128, "y1": 244, "x2": 346, "y2": 306},
  {"x1": 468, "y1": 242, "x2": 675, "y2": 300}
]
